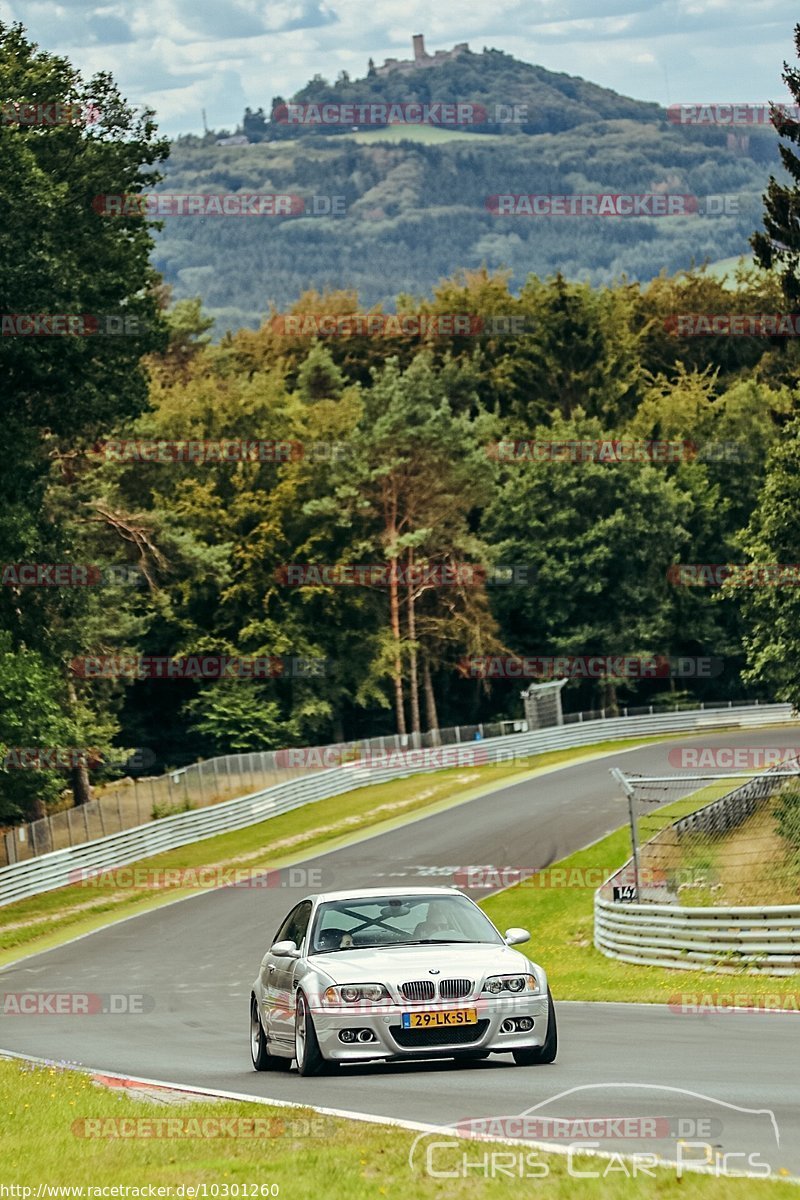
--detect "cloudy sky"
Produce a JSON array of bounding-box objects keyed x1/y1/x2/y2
[{"x1": 2, "y1": 0, "x2": 797, "y2": 137}]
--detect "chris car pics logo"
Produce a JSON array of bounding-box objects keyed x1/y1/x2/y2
[{"x1": 407, "y1": 1084, "x2": 779, "y2": 1180}]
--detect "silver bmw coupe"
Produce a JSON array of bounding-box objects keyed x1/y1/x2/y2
[{"x1": 250, "y1": 886, "x2": 557, "y2": 1075}]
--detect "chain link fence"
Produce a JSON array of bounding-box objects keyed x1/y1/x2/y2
[
  {"x1": 595, "y1": 757, "x2": 800, "y2": 973},
  {"x1": 603, "y1": 754, "x2": 800, "y2": 906},
  {"x1": 1, "y1": 718, "x2": 530, "y2": 866}
]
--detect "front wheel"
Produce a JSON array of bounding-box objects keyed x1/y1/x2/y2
[
  {"x1": 512, "y1": 989, "x2": 557, "y2": 1066},
  {"x1": 250, "y1": 996, "x2": 291, "y2": 1071},
  {"x1": 294, "y1": 991, "x2": 329, "y2": 1076}
]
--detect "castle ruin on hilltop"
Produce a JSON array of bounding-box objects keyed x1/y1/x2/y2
[{"x1": 373, "y1": 34, "x2": 470, "y2": 77}]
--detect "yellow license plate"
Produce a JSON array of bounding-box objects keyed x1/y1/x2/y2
[{"x1": 402, "y1": 1009, "x2": 478, "y2": 1028}]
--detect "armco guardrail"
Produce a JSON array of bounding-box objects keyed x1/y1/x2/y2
[
  {"x1": 594, "y1": 899, "x2": 800, "y2": 975},
  {"x1": 595, "y1": 754, "x2": 800, "y2": 975},
  {"x1": 0, "y1": 702, "x2": 794, "y2": 909}
]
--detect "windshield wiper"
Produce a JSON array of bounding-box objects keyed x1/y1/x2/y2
[
  {"x1": 390, "y1": 938, "x2": 478, "y2": 945},
  {"x1": 313, "y1": 938, "x2": 488, "y2": 952}
]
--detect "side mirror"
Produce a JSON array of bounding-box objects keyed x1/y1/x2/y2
[
  {"x1": 271, "y1": 939, "x2": 302, "y2": 958},
  {"x1": 504, "y1": 927, "x2": 530, "y2": 946}
]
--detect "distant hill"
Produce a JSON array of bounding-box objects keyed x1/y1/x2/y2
[
  {"x1": 154, "y1": 47, "x2": 783, "y2": 333},
  {"x1": 239, "y1": 48, "x2": 665, "y2": 141}
]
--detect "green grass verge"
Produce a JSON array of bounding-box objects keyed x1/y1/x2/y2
[
  {"x1": 481, "y1": 788, "x2": 800, "y2": 1003},
  {"x1": 1, "y1": 1058, "x2": 795, "y2": 1195},
  {"x1": 0, "y1": 736, "x2": 675, "y2": 965}
]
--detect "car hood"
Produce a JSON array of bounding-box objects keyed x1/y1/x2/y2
[{"x1": 307, "y1": 942, "x2": 534, "y2": 984}]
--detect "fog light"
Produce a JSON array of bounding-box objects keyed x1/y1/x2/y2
[
  {"x1": 339, "y1": 1030, "x2": 357, "y2": 1043},
  {"x1": 518, "y1": 1017, "x2": 534, "y2": 1031}
]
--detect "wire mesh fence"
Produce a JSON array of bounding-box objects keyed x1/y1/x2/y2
[
  {"x1": 0, "y1": 719, "x2": 529, "y2": 866},
  {"x1": 606, "y1": 755, "x2": 800, "y2": 906}
]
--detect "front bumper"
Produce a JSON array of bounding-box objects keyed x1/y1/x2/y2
[{"x1": 312, "y1": 993, "x2": 551, "y2": 1061}]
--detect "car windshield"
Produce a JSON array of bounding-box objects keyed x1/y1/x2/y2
[{"x1": 309, "y1": 894, "x2": 504, "y2": 953}]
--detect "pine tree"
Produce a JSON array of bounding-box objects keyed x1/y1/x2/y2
[{"x1": 751, "y1": 24, "x2": 800, "y2": 305}]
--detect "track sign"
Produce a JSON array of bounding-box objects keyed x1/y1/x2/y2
[{"x1": 613, "y1": 884, "x2": 638, "y2": 902}]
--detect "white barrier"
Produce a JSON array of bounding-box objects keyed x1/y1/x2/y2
[
  {"x1": 0, "y1": 702, "x2": 794, "y2": 909},
  {"x1": 594, "y1": 898, "x2": 800, "y2": 975}
]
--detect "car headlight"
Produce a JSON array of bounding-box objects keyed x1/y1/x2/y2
[
  {"x1": 482, "y1": 974, "x2": 539, "y2": 995},
  {"x1": 323, "y1": 984, "x2": 390, "y2": 1005}
]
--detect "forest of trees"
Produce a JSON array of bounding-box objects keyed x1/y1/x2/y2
[
  {"x1": 155, "y1": 124, "x2": 777, "y2": 334},
  {"x1": 2, "y1": 20, "x2": 800, "y2": 826}
]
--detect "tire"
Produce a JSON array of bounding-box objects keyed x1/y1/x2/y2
[
  {"x1": 250, "y1": 996, "x2": 291, "y2": 1072},
  {"x1": 294, "y1": 991, "x2": 330, "y2": 1077},
  {"x1": 512, "y1": 989, "x2": 557, "y2": 1066}
]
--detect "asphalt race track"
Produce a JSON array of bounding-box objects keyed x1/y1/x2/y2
[{"x1": 2, "y1": 728, "x2": 800, "y2": 1178}]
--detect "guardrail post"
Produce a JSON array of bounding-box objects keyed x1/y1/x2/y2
[{"x1": 611, "y1": 768, "x2": 640, "y2": 897}]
